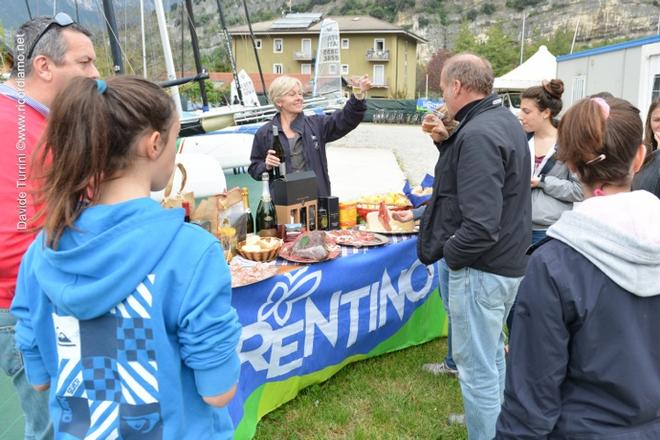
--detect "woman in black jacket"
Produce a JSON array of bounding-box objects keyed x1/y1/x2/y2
[
  {"x1": 496, "y1": 97, "x2": 660, "y2": 439},
  {"x1": 248, "y1": 75, "x2": 371, "y2": 198}
]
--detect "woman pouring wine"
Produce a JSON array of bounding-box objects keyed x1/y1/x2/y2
[{"x1": 248, "y1": 75, "x2": 372, "y2": 198}]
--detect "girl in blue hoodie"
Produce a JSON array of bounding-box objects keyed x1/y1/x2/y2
[{"x1": 12, "y1": 76, "x2": 241, "y2": 439}]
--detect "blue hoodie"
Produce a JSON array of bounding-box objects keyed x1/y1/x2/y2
[{"x1": 12, "y1": 198, "x2": 241, "y2": 439}]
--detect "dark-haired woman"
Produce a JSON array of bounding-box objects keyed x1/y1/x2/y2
[
  {"x1": 632, "y1": 99, "x2": 660, "y2": 197},
  {"x1": 518, "y1": 79, "x2": 583, "y2": 244},
  {"x1": 507, "y1": 80, "x2": 583, "y2": 332},
  {"x1": 496, "y1": 96, "x2": 660, "y2": 439}
]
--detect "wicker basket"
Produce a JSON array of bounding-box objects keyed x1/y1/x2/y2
[{"x1": 237, "y1": 237, "x2": 283, "y2": 262}]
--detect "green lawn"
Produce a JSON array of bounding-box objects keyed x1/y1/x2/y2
[{"x1": 253, "y1": 337, "x2": 467, "y2": 440}]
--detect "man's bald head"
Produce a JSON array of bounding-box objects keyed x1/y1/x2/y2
[{"x1": 441, "y1": 53, "x2": 494, "y2": 96}]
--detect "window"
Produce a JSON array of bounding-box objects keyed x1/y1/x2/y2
[
  {"x1": 273, "y1": 38, "x2": 283, "y2": 53},
  {"x1": 273, "y1": 64, "x2": 283, "y2": 74},
  {"x1": 341, "y1": 64, "x2": 349, "y2": 75},
  {"x1": 373, "y1": 64, "x2": 385, "y2": 85},
  {"x1": 374, "y1": 39, "x2": 385, "y2": 51},
  {"x1": 255, "y1": 39, "x2": 262, "y2": 49},
  {"x1": 653, "y1": 74, "x2": 660, "y2": 101},
  {"x1": 341, "y1": 38, "x2": 349, "y2": 49},
  {"x1": 572, "y1": 76, "x2": 586, "y2": 104},
  {"x1": 301, "y1": 38, "x2": 312, "y2": 57},
  {"x1": 301, "y1": 64, "x2": 312, "y2": 75}
]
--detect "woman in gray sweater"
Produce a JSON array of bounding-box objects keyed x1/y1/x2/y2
[{"x1": 518, "y1": 79, "x2": 583, "y2": 244}]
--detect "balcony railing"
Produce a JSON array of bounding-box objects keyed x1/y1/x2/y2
[
  {"x1": 294, "y1": 51, "x2": 313, "y2": 61},
  {"x1": 366, "y1": 49, "x2": 390, "y2": 61}
]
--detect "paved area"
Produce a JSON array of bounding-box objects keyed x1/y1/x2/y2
[
  {"x1": 327, "y1": 122, "x2": 439, "y2": 186},
  {"x1": 327, "y1": 147, "x2": 407, "y2": 201}
]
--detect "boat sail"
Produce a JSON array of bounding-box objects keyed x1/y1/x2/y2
[{"x1": 313, "y1": 18, "x2": 342, "y2": 101}]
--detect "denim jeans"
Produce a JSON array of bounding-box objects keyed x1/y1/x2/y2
[
  {"x1": 438, "y1": 259, "x2": 456, "y2": 369},
  {"x1": 0, "y1": 309, "x2": 52, "y2": 440},
  {"x1": 447, "y1": 267, "x2": 521, "y2": 440}
]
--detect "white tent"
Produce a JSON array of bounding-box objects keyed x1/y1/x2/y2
[{"x1": 494, "y1": 45, "x2": 557, "y2": 90}]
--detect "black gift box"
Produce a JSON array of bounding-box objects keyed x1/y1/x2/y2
[{"x1": 318, "y1": 196, "x2": 339, "y2": 230}]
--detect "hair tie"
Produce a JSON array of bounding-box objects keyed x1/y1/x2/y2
[
  {"x1": 590, "y1": 97, "x2": 610, "y2": 119},
  {"x1": 585, "y1": 153, "x2": 606, "y2": 165},
  {"x1": 96, "y1": 79, "x2": 107, "y2": 95}
]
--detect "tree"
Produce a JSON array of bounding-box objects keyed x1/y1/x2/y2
[
  {"x1": 426, "y1": 48, "x2": 453, "y2": 92},
  {"x1": 454, "y1": 23, "x2": 479, "y2": 53},
  {"x1": 180, "y1": 79, "x2": 230, "y2": 106},
  {"x1": 201, "y1": 47, "x2": 231, "y2": 73},
  {"x1": 482, "y1": 24, "x2": 519, "y2": 76}
]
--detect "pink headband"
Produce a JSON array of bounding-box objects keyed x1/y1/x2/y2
[{"x1": 591, "y1": 97, "x2": 610, "y2": 119}]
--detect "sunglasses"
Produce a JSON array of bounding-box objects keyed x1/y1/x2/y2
[{"x1": 26, "y1": 12, "x2": 74, "y2": 59}]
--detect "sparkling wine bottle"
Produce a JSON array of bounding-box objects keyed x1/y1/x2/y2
[
  {"x1": 241, "y1": 187, "x2": 254, "y2": 235},
  {"x1": 255, "y1": 172, "x2": 277, "y2": 237}
]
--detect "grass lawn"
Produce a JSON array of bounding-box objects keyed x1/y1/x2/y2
[{"x1": 253, "y1": 337, "x2": 467, "y2": 440}]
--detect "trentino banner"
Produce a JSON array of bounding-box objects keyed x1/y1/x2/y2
[{"x1": 229, "y1": 237, "x2": 447, "y2": 438}]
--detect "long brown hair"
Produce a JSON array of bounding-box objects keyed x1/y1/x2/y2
[
  {"x1": 557, "y1": 97, "x2": 642, "y2": 188},
  {"x1": 643, "y1": 98, "x2": 660, "y2": 166},
  {"x1": 33, "y1": 76, "x2": 175, "y2": 249}
]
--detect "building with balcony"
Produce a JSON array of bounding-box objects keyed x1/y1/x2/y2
[{"x1": 227, "y1": 13, "x2": 426, "y2": 99}]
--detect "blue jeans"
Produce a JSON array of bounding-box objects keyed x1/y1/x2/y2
[
  {"x1": 438, "y1": 259, "x2": 456, "y2": 369},
  {"x1": 0, "y1": 309, "x2": 52, "y2": 440},
  {"x1": 448, "y1": 267, "x2": 521, "y2": 440}
]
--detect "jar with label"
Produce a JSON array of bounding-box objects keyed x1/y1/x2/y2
[{"x1": 338, "y1": 201, "x2": 357, "y2": 229}]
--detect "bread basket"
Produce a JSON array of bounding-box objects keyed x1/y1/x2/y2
[{"x1": 237, "y1": 237, "x2": 283, "y2": 262}]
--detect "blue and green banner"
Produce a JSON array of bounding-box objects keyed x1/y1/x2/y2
[{"x1": 229, "y1": 238, "x2": 447, "y2": 438}]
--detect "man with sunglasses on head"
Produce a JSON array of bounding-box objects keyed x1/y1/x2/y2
[{"x1": 0, "y1": 13, "x2": 98, "y2": 440}]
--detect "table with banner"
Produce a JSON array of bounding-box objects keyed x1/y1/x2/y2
[{"x1": 228, "y1": 235, "x2": 448, "y2": 438}]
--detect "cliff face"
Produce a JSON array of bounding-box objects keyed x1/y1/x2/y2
[
  {"x1": 398, "y1": 1, "x2": 656, "y2": 58},
  {"x1": 3, "y1": 0, "x2": 659, "y2": 67},
  {"x1": 174, "y1": 0, "x2": 660, "y2": 60}
]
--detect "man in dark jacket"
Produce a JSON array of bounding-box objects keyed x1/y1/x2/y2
[{"x1": 417, "y1": 53, "x2": 531, "y2": 440}]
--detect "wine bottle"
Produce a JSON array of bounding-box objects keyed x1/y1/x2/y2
[
  {"x1": 308, "y1": 205, "x2": 316, "y2": 231},
  {"x1": 271, "y1": 125, "x2": 286, "y2": 179},
  {"x1": 241, "y1": 187, "x2": 254, "y2": 235},
  {"x1": 300, "y1": 206, "x2": 307, "y2": 231},
  {"x1": 255, "y1": 172, "x2": 278, "y2": 237}
]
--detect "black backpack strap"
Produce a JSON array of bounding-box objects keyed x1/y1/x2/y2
[
  {"x1": 538, "y1": 151, "x2": 557, "y2": 175},
  {"x1": 526, "y1": 236, "x2": 553, "y2": 255}
]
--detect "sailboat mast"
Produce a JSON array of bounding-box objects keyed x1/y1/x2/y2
[
  {"x1": 184, "y1": 0, "x2": 209, "y2": 112},
  {"x1": 242, "y1": 0, "x2": 268, "y2": 103},
  {"x1": 24, "y1": 0, "x2": 32, "y2": 20},
  {"x1": 154, "y1": 0, "x2": 183, "y2": 117},
  {"x1": 214, "y1": 0, "x2": 244, "y2": 105},
  {"x1": 139, "y1": 0, "x2": 147, "y2": 78},
  {"x1": 101, "y1": 0, "x2": 124, "y2": 74}
]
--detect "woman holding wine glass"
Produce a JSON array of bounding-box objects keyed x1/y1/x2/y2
[{"x1": 248, "y1": 74, "x2": 372, "y2": 198}]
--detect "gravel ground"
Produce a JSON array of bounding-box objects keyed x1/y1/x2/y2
[{"x1": 327, "y1": 122, "x2": 439, "y2": 185}]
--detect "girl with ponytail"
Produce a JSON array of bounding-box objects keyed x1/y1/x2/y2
[
  {"x1": 496, "y1": 96, "x2": 660, "y2": 439},
  {"x1": 12, "y1": 76, "x2": 241, "y2": 439}
]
